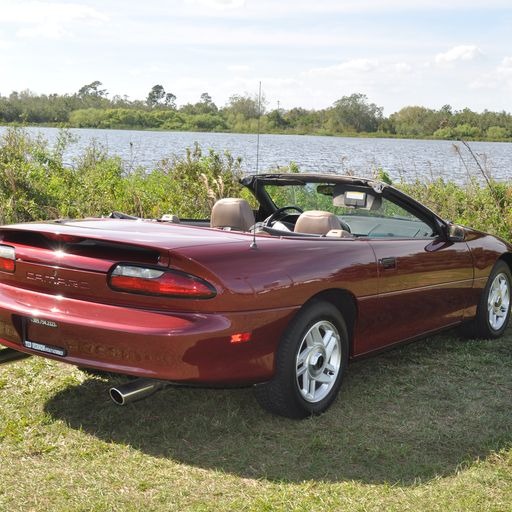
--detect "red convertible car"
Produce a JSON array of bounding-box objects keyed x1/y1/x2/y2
[{"x1": 0, "y1": 173, "x2": 510, "y2": 418}]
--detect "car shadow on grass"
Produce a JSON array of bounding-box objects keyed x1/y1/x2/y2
[{"x1": 44, "y1": 331, "x2": 512, "y2": 485}]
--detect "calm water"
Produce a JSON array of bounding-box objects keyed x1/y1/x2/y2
[{"x1": 1, "y1": 126, "x2": 511, "y2": 183}]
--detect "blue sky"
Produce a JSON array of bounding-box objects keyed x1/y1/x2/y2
[{"x1": 1, "y1": 0, "x2": 511, "y2": 115}]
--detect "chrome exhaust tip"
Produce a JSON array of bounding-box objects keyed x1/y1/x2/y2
[
  {"x1": 109, "y1": 378, "x2": 165, "y2": 406},
  {"x1": 0, "y1": 347, "x2": 31, "y2": 366}
]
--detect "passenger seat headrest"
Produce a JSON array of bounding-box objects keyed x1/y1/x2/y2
[
  {"x1": 211, "y1": 198, "x2": 255, "y2": 231},
  {"x1": 294, "y1": 210, "x2": 343, "y2": 235}
]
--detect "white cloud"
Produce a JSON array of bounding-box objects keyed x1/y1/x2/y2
[
  {"x1": 494, "y1": 56, "x2": 512, "y2": 90},
  {"x1": 394, "y1": 62, "x2": 412, "y2": 73},
  {"x1": 227, "y1": 64, "x2": 251, "y2": 72},
  {"x1": 171, "y1": 0, "x2": 512, "y2": 17},
  {"x1": 2, "y1": 1, "x2": 107, "y2": 23},
  {"x1": 171, "y1": 0, "x2": 512, "y2": 18},
  {"x1": 184, "y1": 0, "x2": 245, "y2": 10},
  {"x1": 498, "y1": 56, "x2": 512, "y2": 75},
  {"x1": 1, "y1": 1, "x2": 108, "y2": 39},
  {"x1": 468, "y1": 56, "x2": 512, "y2": 90},
  {"x1": 435, "y1": 45, "x2": 483, "y2": 64},
  {"x1": 468, "y1": 77, "x2": 498, "y2": 90},
  {"x1": 17, "y1": 24, "x2": 68, "y2": 39},
  {"x1": 306, "y1": 58, "x2": 379, "y2": 78}
]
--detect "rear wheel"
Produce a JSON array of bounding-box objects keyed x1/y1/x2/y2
[
  {"x1": 467, "y1": 260, "x2": 511, "y2": 338},
  {"x1": 254, "y1": 301, "x2": 349, "y2": 419}
]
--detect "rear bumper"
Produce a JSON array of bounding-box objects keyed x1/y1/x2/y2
[{"x1": 0, "y1": 283, "x2": 296, "y2": 384}]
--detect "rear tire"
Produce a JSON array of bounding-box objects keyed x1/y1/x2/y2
[
  {"x1": 254, "y1": 300, "x2": 349, "y2": 419},
  {"x1": 465, "y1": 260, "x2": 511, "y2": 339}
]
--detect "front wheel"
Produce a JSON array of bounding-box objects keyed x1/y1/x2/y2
[
  {"x1": 254, "y1": 301, "x2": 349, "y2": 419},
  {"x1": 467, "y1": 260, "x2": 512, "y2": 338}
]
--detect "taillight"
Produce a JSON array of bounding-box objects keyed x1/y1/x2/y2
[
  {"x1": 108, "y1": 264, "x2": 216, "y2": 299},
  {"x1": 0, "y1": 245, "x2": 15, "y2": 273}
]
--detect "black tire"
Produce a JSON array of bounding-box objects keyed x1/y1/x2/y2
[
  {"x1": 254, "y1": 300, "x2": 349, "y2": 419},
  {"x1": 465, "y1": 260, "x2": 512, "y2": 339}
]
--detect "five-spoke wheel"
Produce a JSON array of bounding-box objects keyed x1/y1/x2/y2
[
  {"x1": 487, "y1": 271, "x2": 510, "y2": 332},
  {"x1": 468, "y1": 260, "x2": 512, "y2": 338},
  {"x1": 295, "y1": 320, "x2": 342, "y2": 403},
  {"x1": 254, "y1": 300, "x2": 348, "y2": 419}
]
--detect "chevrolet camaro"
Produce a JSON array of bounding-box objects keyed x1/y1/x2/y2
[{"x1": 0, "y1": 173, "x2": 510, "y2": 418}]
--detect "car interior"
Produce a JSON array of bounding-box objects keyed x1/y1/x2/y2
[{"x1": 151, "y1": 180, "x2": 437, "y2": 240}]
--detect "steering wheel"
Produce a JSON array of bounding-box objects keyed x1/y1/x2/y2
[{"x1": 263, "y1": 205, "x2": 304, "y2": 227}]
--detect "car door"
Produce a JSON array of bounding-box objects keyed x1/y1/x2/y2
[{"x1": 348, "y1": 196, "x2": 474, "y2": 355}]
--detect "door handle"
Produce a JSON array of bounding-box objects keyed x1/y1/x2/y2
[{"x1": 379, "y1": 257, "x2": 397, "y2": 269}]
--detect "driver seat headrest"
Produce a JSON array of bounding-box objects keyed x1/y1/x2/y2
[
  {"x1": 211, "y1": 198, "x2": 255, "y2": 231},
  {"x1": 294, "y1": 210, "x2": 343, "y2": 235}
]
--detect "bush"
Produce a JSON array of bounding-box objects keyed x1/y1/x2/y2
[
  {"x1": 122, "y1": 143, "x2": 243, "y2": 218},
  {"x1": 453, "y1": 124, "x2": 481, "y2": 139},
  {"x1": 1, "y1": 128, "x2": 511, "y2": 241},
  {"x1": 0, "y1": 128, "x2": 70, "y2": 223},
  {"x1": 399, "y1": 178, "x2": 512, "y2": 240},
  {"x1": 486, "y1": 126, "x2": 509, "y2": 140},
  {"x1": 0, "y1": 128, "x2": 243, "y2": 223},
  {"x1": 433, "y1": 127, "x2": 456, "y2": 140}
]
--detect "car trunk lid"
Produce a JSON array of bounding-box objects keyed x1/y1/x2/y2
[{"x1": 0, "y1": 219, "x2": 237, "y2": 308}]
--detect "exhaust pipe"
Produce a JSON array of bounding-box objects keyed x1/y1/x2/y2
[
  {"x1": 0, "y1": 347, "x2": 31, "y2": 366},
  {"x1": 109, "y1": 378, "x2": 166, "y2": 406}
]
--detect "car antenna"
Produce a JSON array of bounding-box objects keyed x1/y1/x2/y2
[
  {"x1": 255, "y1": 81, "x2": 262, "y2": 176},
  {"x1": 251, "y1": 82, "x2": 262, "y2": 250}
]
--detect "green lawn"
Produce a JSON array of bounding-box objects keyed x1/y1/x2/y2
[{"x1": 1, "y1": 330, "x2": 511, "y2": 511}]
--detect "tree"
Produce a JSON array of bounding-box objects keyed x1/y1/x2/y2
[
  {"x1": 200, "y1": 92, "x2": 212, "y2": 105},
  {"x1": 77, "y1": 81, "x2": 109, "y2": 109},
  {"x1": 78, "y1": 81, "x2": 107, "y2": 98},
  {"x1": 164, "y1": 92, "x2": 177, "y2": 109},
  {"x1": 224, "y1": 93, "x2": 264, "y2": 120},
  {"x1": 180, "y1": 92, "x2": 218, "y2": 116},
  {"x1": 146, "y1": 85, "x2": 165, "y2": 107},
  {"x1": 329, "y1": 93, "x2": 383, "y2": 133},
  {"x1": 197, "y1": 92, "x2": 217, "y2": 114},
  {"x1": 389, "y1": 106, "x2": 439, "y2": 137},
  {"x1": 267, "y1": 109, "x2": 289, "y2": 129},
  {"x1": 146, "y1": 85, "x2": 176, "y2": 108}
]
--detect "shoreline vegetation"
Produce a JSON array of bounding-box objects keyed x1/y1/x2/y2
[
  {"x1": 1, "y1": 127, "x2": 511, "y2": 241},
  {"x1": 1, "y1": 83, "x2": 512, "y2": 142}
]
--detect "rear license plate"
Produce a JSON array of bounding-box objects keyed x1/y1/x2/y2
[{"x1": 22, "y1": 317, "x2": 67, "y2": 357}]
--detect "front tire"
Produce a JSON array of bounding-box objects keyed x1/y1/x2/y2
[
  {"x1": 468, "y1": 260, "x2": 512, "y2": 338},
  {"x1": 254, "y1": 301, "x2": 349, "y2": 419}
]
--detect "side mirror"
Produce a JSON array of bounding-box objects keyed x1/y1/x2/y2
[{"x1": 447, "y1": 224, "x2": 466, "y2": 242}]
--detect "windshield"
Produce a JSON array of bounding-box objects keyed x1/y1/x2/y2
[
  {"x1": 264, "y1": 182, "x2": 435, "y2": 238},
  {"x1": 266, "y1": 184, "x2": 339, "y2": 212}
]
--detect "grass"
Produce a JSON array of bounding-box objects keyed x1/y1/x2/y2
[{"x1": 0, "y1": 330, "x2": 511, "y2": 511}]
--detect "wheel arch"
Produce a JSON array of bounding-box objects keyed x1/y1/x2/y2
[
  {"x1": 498, "y1": 252, "x2": 512, "y2": 274},
  {"x1": 301, "y1": 288, "x2": 358, "y2": 357}
]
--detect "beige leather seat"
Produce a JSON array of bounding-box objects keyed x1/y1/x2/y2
[
  {"x1": 294, "y1": 210, "x2": 344, "y2": 235},
  {"x1": 210, "y1": 198, "x2": 255, "y2": 231}
]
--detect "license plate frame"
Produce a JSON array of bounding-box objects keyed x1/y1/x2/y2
[{"x1": 21, "y1": 317, "x2": 67, "y2": 357}]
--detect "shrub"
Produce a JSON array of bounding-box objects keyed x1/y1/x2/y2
[
  {"x1": 0, "y1": 128, "x2": 71, "y2": 223},
  {"x1": 0, "y1": 128, "x2": 511, "y2": 241},
  {"x1": 0, "y1": 128, "x2": 244, "y2": 222},
  {"x1": 123, "y1": 143, "x2": 243, "y2": 218},
  {"x1": 486, "y1": 126, "x2": 509, "y2": 140}
]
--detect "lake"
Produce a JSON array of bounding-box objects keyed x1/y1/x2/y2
[{"x1": 1, "y1": 126, "x2": 511, "y2": 183}]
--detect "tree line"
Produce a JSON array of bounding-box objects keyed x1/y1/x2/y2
[{"x1": 1, "y1": 81, "x2": 512, "y2": 141}]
